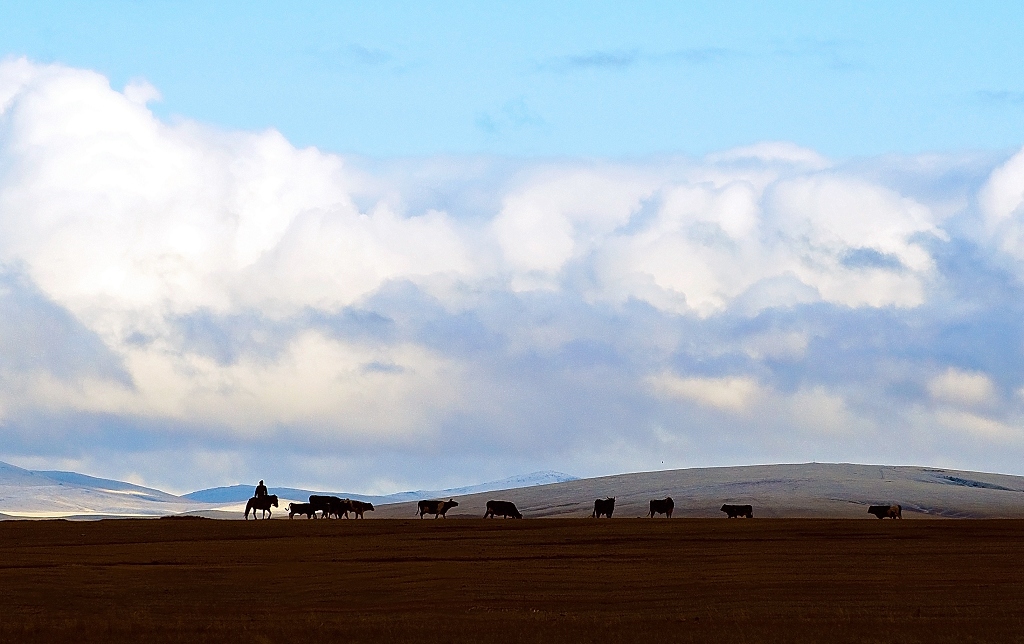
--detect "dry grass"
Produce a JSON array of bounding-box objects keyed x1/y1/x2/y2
[{"x1": 2, "y1": 518, "x2": 1024, "y2": 643}]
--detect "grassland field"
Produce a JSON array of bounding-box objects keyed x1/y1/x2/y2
[{"x1": 2, "y1": 517, "x2": 1023, "y2": 643}]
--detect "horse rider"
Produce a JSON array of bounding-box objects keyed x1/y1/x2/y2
[{"x1": 254, "y1": 479, "x2": 268, "y2": 499}]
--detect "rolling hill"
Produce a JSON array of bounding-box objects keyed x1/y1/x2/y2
[
  {"x1": 373, "y1": 463, "x2": 1024, "y2": 519},
  {"x1": 4, "y1": 461, "x2": 1024, "y2": 519}
]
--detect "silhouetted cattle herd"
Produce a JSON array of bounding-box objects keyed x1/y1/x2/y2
[
  {"x1": 246, "y1": 490, "x2": 905, "y2": 521},
  {"x1": 283, "y1": 495, "x2": 375, "y2": 520}
]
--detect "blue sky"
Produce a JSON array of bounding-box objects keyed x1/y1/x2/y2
[
  {"x1": 3, "y1": 4, "x2": 1024, "y2": 493},
  {"x1": 3, "y1": 2, "x2": 1024, "y2": 157}
]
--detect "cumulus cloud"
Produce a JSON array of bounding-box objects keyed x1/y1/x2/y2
[
  {"x1": 648, "y1": 373, "x2": 763, "y2": 413},
  {"x1": 928, "y1": 368, "x2": 998, "y2": 408},
  {"x1": 4, "y1": 58, "x2": 1024, "y2": 490}
]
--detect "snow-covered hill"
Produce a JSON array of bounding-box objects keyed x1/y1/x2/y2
[
  {"x1": 7, "y1": 460, "x2": 1024, "y2": 519},
  {"x1": 374, "y1": 463, "x2": 1024, "y2": 519},
  {"x1": 0, "y1": 461, "x2": 219, "y2": 518},
  {"x1": 0, "y1": 461, "x2": 577, "y2": 518}
]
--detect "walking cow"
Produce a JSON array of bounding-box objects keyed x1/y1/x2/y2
[
  {"x1": 288, "y1": 502, "x2": 315, "y2": 519},
  {"x1": 417, "y1": 499, "x2": 459, "y2": 519},
  {"x1": 721, "y1": 504, "x2": 753, "y2": 518},
  {"x1": 349, "y1": 500, "x2": 374, "y2": 519},
  {"x1": 592, "y1": 497, "x2": 615, "y2": 518},
  {"x1": 648, "y1": 497, "x2": 674, "y2": 518}
]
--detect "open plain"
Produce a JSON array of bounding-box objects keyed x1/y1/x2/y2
[{"x1": 2, "y1": 518, "x2": 1024, "y2": 643}]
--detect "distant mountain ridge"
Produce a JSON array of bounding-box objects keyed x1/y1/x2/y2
[{"x1": 182, "y1": 471, "x2": 580, "y2": 504}]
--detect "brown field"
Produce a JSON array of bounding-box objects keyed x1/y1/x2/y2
[{"x1": 2, "y1": 518, "x2": 1024, "y2": 643}]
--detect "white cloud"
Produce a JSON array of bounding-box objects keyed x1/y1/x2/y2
[
  {"x1": 122, "y1": 78, "x2": 161, "y2": 105},
  {"x1": 648, "y1": 372, "x2": 763, "y2": 412},
  {"x1": 935, "y1": 410, "x2": 1021, "y2": 443},
  {"x1": 706, "y1": 141, "x2": 831, "y2": 170},
  {"x1": 928, "y1": 368, "x2": 998, "y2": 408},
  {"x1": 4, "y1": 59, "x2": 1024, "y2": 489}
]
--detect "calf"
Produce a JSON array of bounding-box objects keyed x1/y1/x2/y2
[
  {"x1": 287, "y1": 502, "x2": 315, "y2": 519},
  {"x1": 592, "y1": 497, "x2": 615, "y2": 518},
  {"x1": 484, "y1": 500, "x2": 522, "y2": 519},
  {"x1": 721, "y1": 504, "x2": 753, "y2": 518},
  {"x1": 349, "y1": 499, "x2": 374, "y2": 519},
  {"x1": 417, "y1": 499, "x2": 458, "y2": 519},
  {"x1": 868, "y1": 504, "x2": 902, "y2": 519},
  {"x1": 648, "y1": 497, "x2": 674, "y2": 518}
]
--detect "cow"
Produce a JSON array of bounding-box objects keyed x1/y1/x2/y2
[
  {"x1": 417, "y1": 499, "x2": 459, "y2": 519},
  {"x1": 309, "y1": 495, "x2": 351, "y2": 519},
  {"x1": 592, "y1": 497, "x2": 615, "y2": 518},
  {"x1": 484, "y1": 500, "x2": 522, "y2": 519},
  {"x1": 648, "y1": 497, "x2": 674, "y2": 518},
  {"x1": 721, "y1": 504, "x2": 753, "y2": 518},
  {"x1": 288, "y1": 502, "x2": 315, "y2": 519},
  {"x1": 328, "y1": 497, "x2": 354, "y2": 519},
  {"x1": 349, "y1": 499, "x2": 374, "y2": 519},
  {"x1": 868, "y1": 504, "x2": 902, "y2": 519}
]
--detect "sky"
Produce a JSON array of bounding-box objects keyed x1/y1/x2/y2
[{"x1": 3, "y1": 3, "x2": 1024, "y2": 493}]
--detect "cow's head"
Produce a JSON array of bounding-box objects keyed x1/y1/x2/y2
[{"x1": 447, "y1": 499, "x2": 459, "y2": 508}]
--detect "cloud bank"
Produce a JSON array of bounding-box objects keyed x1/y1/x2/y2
[{"x1": 2, "y1": 58, "x2": 1024, "y2": 492}]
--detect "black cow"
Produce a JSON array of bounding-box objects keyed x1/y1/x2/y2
[
  {"x1": 309, "y1": 495, "x2": 351, "y2": 519},
  {"x1": 484, "y1": 500, "x2": 522, "y2": 519},
  {"x1": 417, "y1": 499, "x2": 459, "y2": 518},
  {"x1": 350, "y1": 500, "x2": 374, "y2": 519},
  {"x1": 868, "y1": 504, "x2": 902, "y2": 519},
  {"x1": 592, "y1": 497, "x2": 615, "y2": 518},
  {"x1": 721, "y1": 504, "x2": 753, "y2": 518},
  {"x1": 288, "y1": 502, "x2": 315, "y2": 519},
  {"x1": 648, "y1": 497, "x2": 674, "y2": 518}
]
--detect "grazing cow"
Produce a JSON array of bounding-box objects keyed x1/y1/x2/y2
[
  {"x1": 721, "y1": 504, "x2": 753, "y2": 518},
  {"x1": 484, "y1": 500, "x2": 522, "y2": 519},
  {"x1": 349, "y1": 500, "x2": 374, "y2": 519},
  {"x1": 244, "y1": 494, "x2": 278, "y2": 520},
  {"x1": 868, "y1": 504, "x2": 902, "y2": 519},
  {"x1": 288, "y1": 502, "x2": 315, "y2": 519},
  {"x1": 417, "y1": 499, "x2": 459, "y2": 519},
  {"x1": 648, "y1": 497, "x2": 674, "y2": 518},
  {"x1": 592, "y1": 497, "x2": 615, "y2": 518}
]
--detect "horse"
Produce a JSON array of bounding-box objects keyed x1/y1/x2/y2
[{"x1": 244, "y1": 494, "x2": 278, "y2": 520}]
